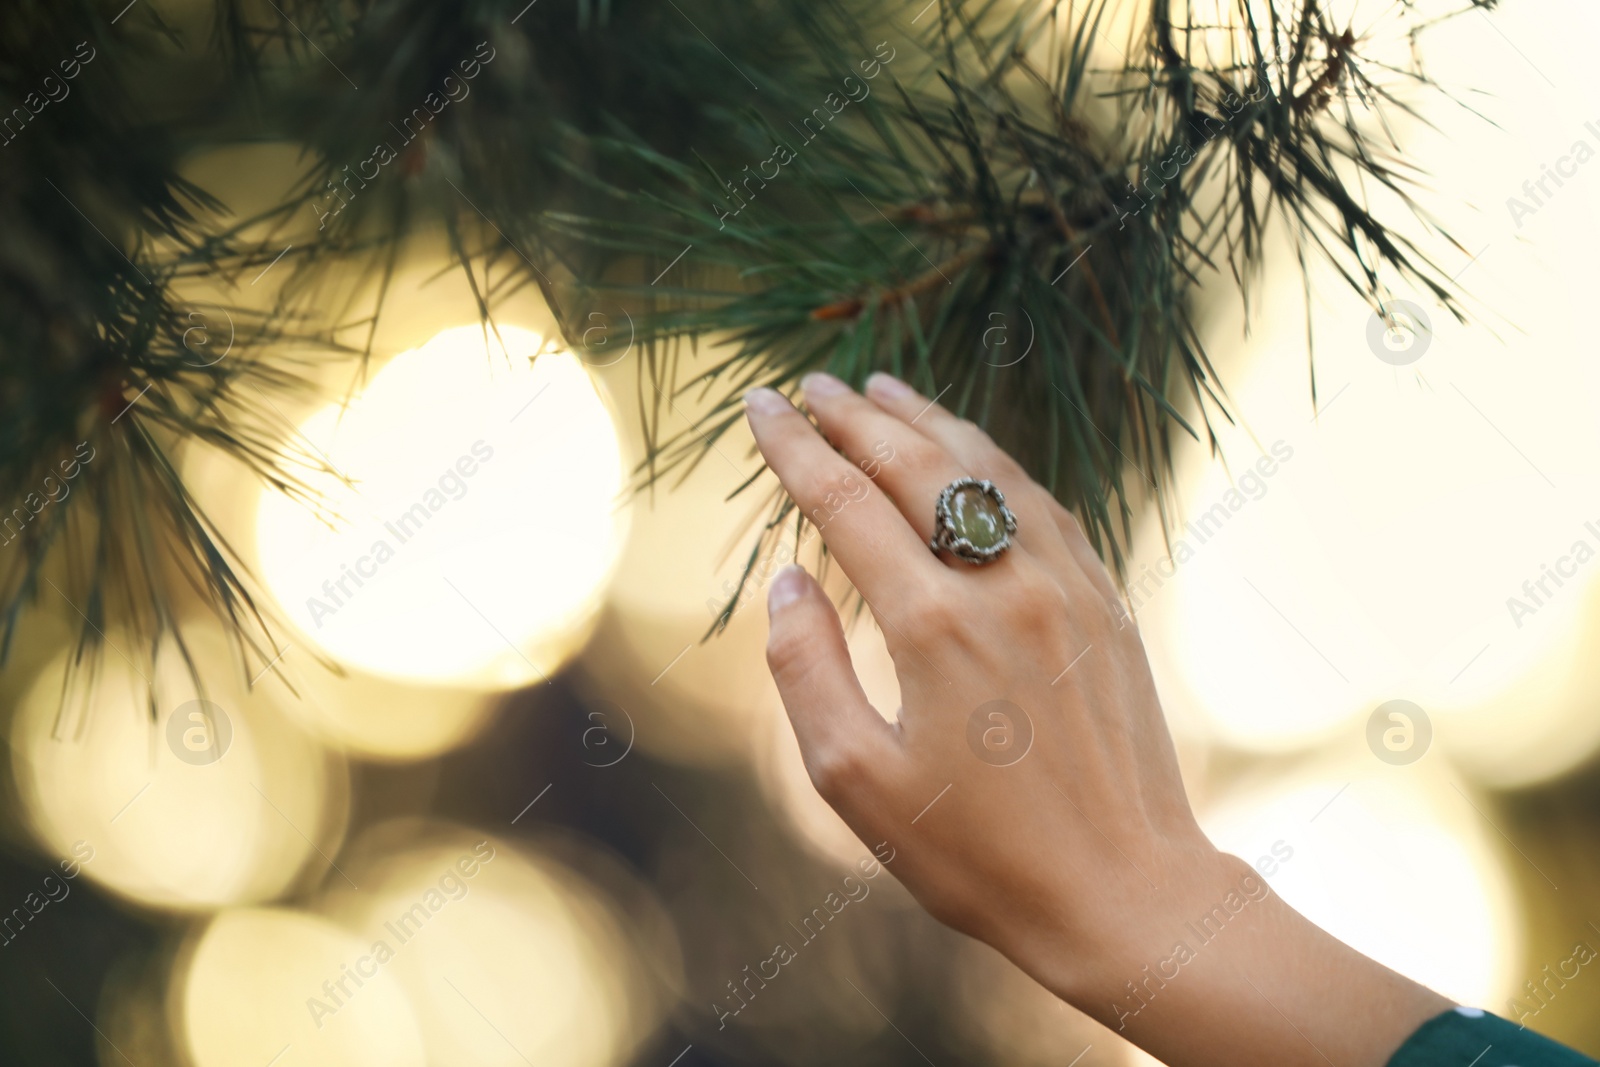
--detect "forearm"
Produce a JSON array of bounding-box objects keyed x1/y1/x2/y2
[{"x1": 1028, "y1": 850, "x2": 1451, "y2": 1067}]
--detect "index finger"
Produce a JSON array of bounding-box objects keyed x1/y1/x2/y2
[{"x1": 744, "y1": 387, "x2": 945, "y2": 608}]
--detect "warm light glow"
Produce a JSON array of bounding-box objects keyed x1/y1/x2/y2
[
  {"x1": 1134, "y1": 423, "x2": 1378, "y2": 752},
  {"x1": 1200, "y1": 759, "x2": 1520, "y2": 1008},
  {"x1": 183, "y1": 440, "x2": 500, "y2": 762},
  {"x1": 176, "y1": 908, "x2": 427, "y2": 1067},
  {"x1": 1135, "y1": 1, "x2": 1600, "y2": 772},
  {"x1": 1420, "y1": 589, "x2": 1600, "y2": 787},
  {"x1": 1138, "y1": 234, "x2": 1600, "y2": 754},
  {"x1": 585, "y1": 391, "x2": 774, "y2": 768},
  {"x1": 10, "y1": 631, "x2": 348, "y2": 911},
  {"x1": 313, "y1": 822, "x2": 656, "y2": 1067},
  {"x1": 256, "y1": 325, "x2": 627, "y2": 688},
  {"x1": 259, "y1": 653, "x2": 501, "y2": 763}
]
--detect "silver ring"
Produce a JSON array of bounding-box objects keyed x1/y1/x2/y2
[{"x1": 929, "y1": 478, "x2": 1018, "y2": 565}]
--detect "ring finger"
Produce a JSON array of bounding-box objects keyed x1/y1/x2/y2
[
  {"x1": 801, "y1": 372, "x2": 1022, "y2": 569},
  {"x1": 861, "y1": 372, "x2": 1124, "y2": 615}
]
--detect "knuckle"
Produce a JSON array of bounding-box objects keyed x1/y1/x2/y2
[
  {"x1": 960, "y1": 420, "x2": 1029, "y2": 477},
  {"x1": 917, "y1": 883, "x2": 977, "y2": 934},
  {"x1": 1056, "y1": 502, "x2": 1094, "y2": 547},
  {"x1": 765, "y1": 626, "x2": 818, "y2": 684},
  {"x1": 1001, "y1": 578, "x2": 1071, "y2": 635},
  {"x1": 966, "y1": 417, "x2": 999, "y2": 446},
  {"x1": 805, "y1": 743, "x2": 867, "y2": 799},
  {"x1": 1051, "y1": 499, "x2": 1088, "y2": 540},
  {"x1": 894, "y1": 435, "x2": 951, "y2": 477},
  {"x1": 892, "y1": 586, "x2": 959, "y2": 647},
  {"x1": 795, "y1": 467, "x2": 874, "y2": 528}
]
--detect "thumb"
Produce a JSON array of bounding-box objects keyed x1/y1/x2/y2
[{"x1": 765, "y1": 564, "x2": 897, "y2": 801}]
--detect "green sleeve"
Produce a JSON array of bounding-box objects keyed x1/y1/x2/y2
[{"x1": 1388, "y1": 1007, "x2": 1598, "y2": 1067}]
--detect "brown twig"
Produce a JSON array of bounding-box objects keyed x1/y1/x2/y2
[
  {"x1": 1292, "y1": 28, "x2": 1356, "y2": 116},
  {"x1": 1292, "y1": 27, "x2": 1356, "y2": 115},
  {"x1": 811, "y1": 243, "x2": 991, "y2": 320}
]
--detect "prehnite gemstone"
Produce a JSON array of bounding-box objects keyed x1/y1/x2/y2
[{"x1": 949, "y1": 485, "x2": 1006, "y2": 549}]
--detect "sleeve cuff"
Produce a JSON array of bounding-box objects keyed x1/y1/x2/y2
[{"x1": 1387, "y1": 1007, "x2": 1598, "y2": 1067}]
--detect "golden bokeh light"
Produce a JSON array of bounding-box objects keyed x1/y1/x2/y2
[
  {"x1": 578, "y1": 602, "x2": 773, "y2": 770},
  {"x1": 10, "y1": 630, "x2": 349, "y2": 912},
  {"x1": 255, "y1": 324, "x2": 628, "y2": 689},
  {"x1": 183, "y1": 432, "x2": 500, "y2": 763},
  {"x1": 313, "y1": 820, "x2": 664, "y2": 1067},
  {"x1": 175, "y1": 908, "x2": 427, "y2": 1067},
  {"x1": 256, "y1": 653, "x2": 501, "y2": 764},
  {"x1": 1200, "y1": 756, "x2": 1521, "y2": 1008},
  {"x1": 584, "y1": 382, "x2": 774, "y2": 768},
  {"x1": 1426, "y1": 618, "x2": 1600, "y2": 789},
  {"x1": 1125, "y1": 0, "x2": 1600, "y2": 767},
  {"x1": 1139, "y1": 222, "x2": 1600, "y2": 756}
]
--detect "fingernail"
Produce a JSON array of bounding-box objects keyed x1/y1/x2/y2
[
  {"x1": 744, "y1": 387, "x2": 790, "y2": 417},
  {"x1": 768, "y1": 564, "x2": 808, "y2": 614},
  {"x1": 800, "y1": 371, "x2": 850, "y2": 399},
  {"x1": 865, "y1": 372, "x2": 919, "y2": 401}
]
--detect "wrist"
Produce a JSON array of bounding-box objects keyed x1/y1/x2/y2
[
  {"x1": 1059, "y1": 843, "x2": 1253, "y2": 1008},
  {"x1": 1032, "y1": 848, "x2": 1450, "y2": 1067},
  {"x1": 984, "y1": 833, "x2": 1243, "y2": 1010}
]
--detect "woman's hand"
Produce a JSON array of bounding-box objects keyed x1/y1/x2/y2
[{"x1": 745, "y1": 372, "x2": 1448, "y2": 1067}]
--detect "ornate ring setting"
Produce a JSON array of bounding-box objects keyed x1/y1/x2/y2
[{"x1": 930, "y1": 477, "x2": 1018, "y2": 564}]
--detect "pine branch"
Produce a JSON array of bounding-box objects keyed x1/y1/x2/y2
[
  {"x1": 537, "y1": 0, "x2": 1493, "y2": 632},
  {"x1": 0, "y1": 0, "x2": 1505, "y2": 704},
  {"x1": 0, "y1": 0, "x2": 342, "y2": 704}
]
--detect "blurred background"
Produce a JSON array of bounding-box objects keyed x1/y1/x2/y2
[{"x1": 4, "y1": 1, "x2": 1600, "y2": 1065}]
